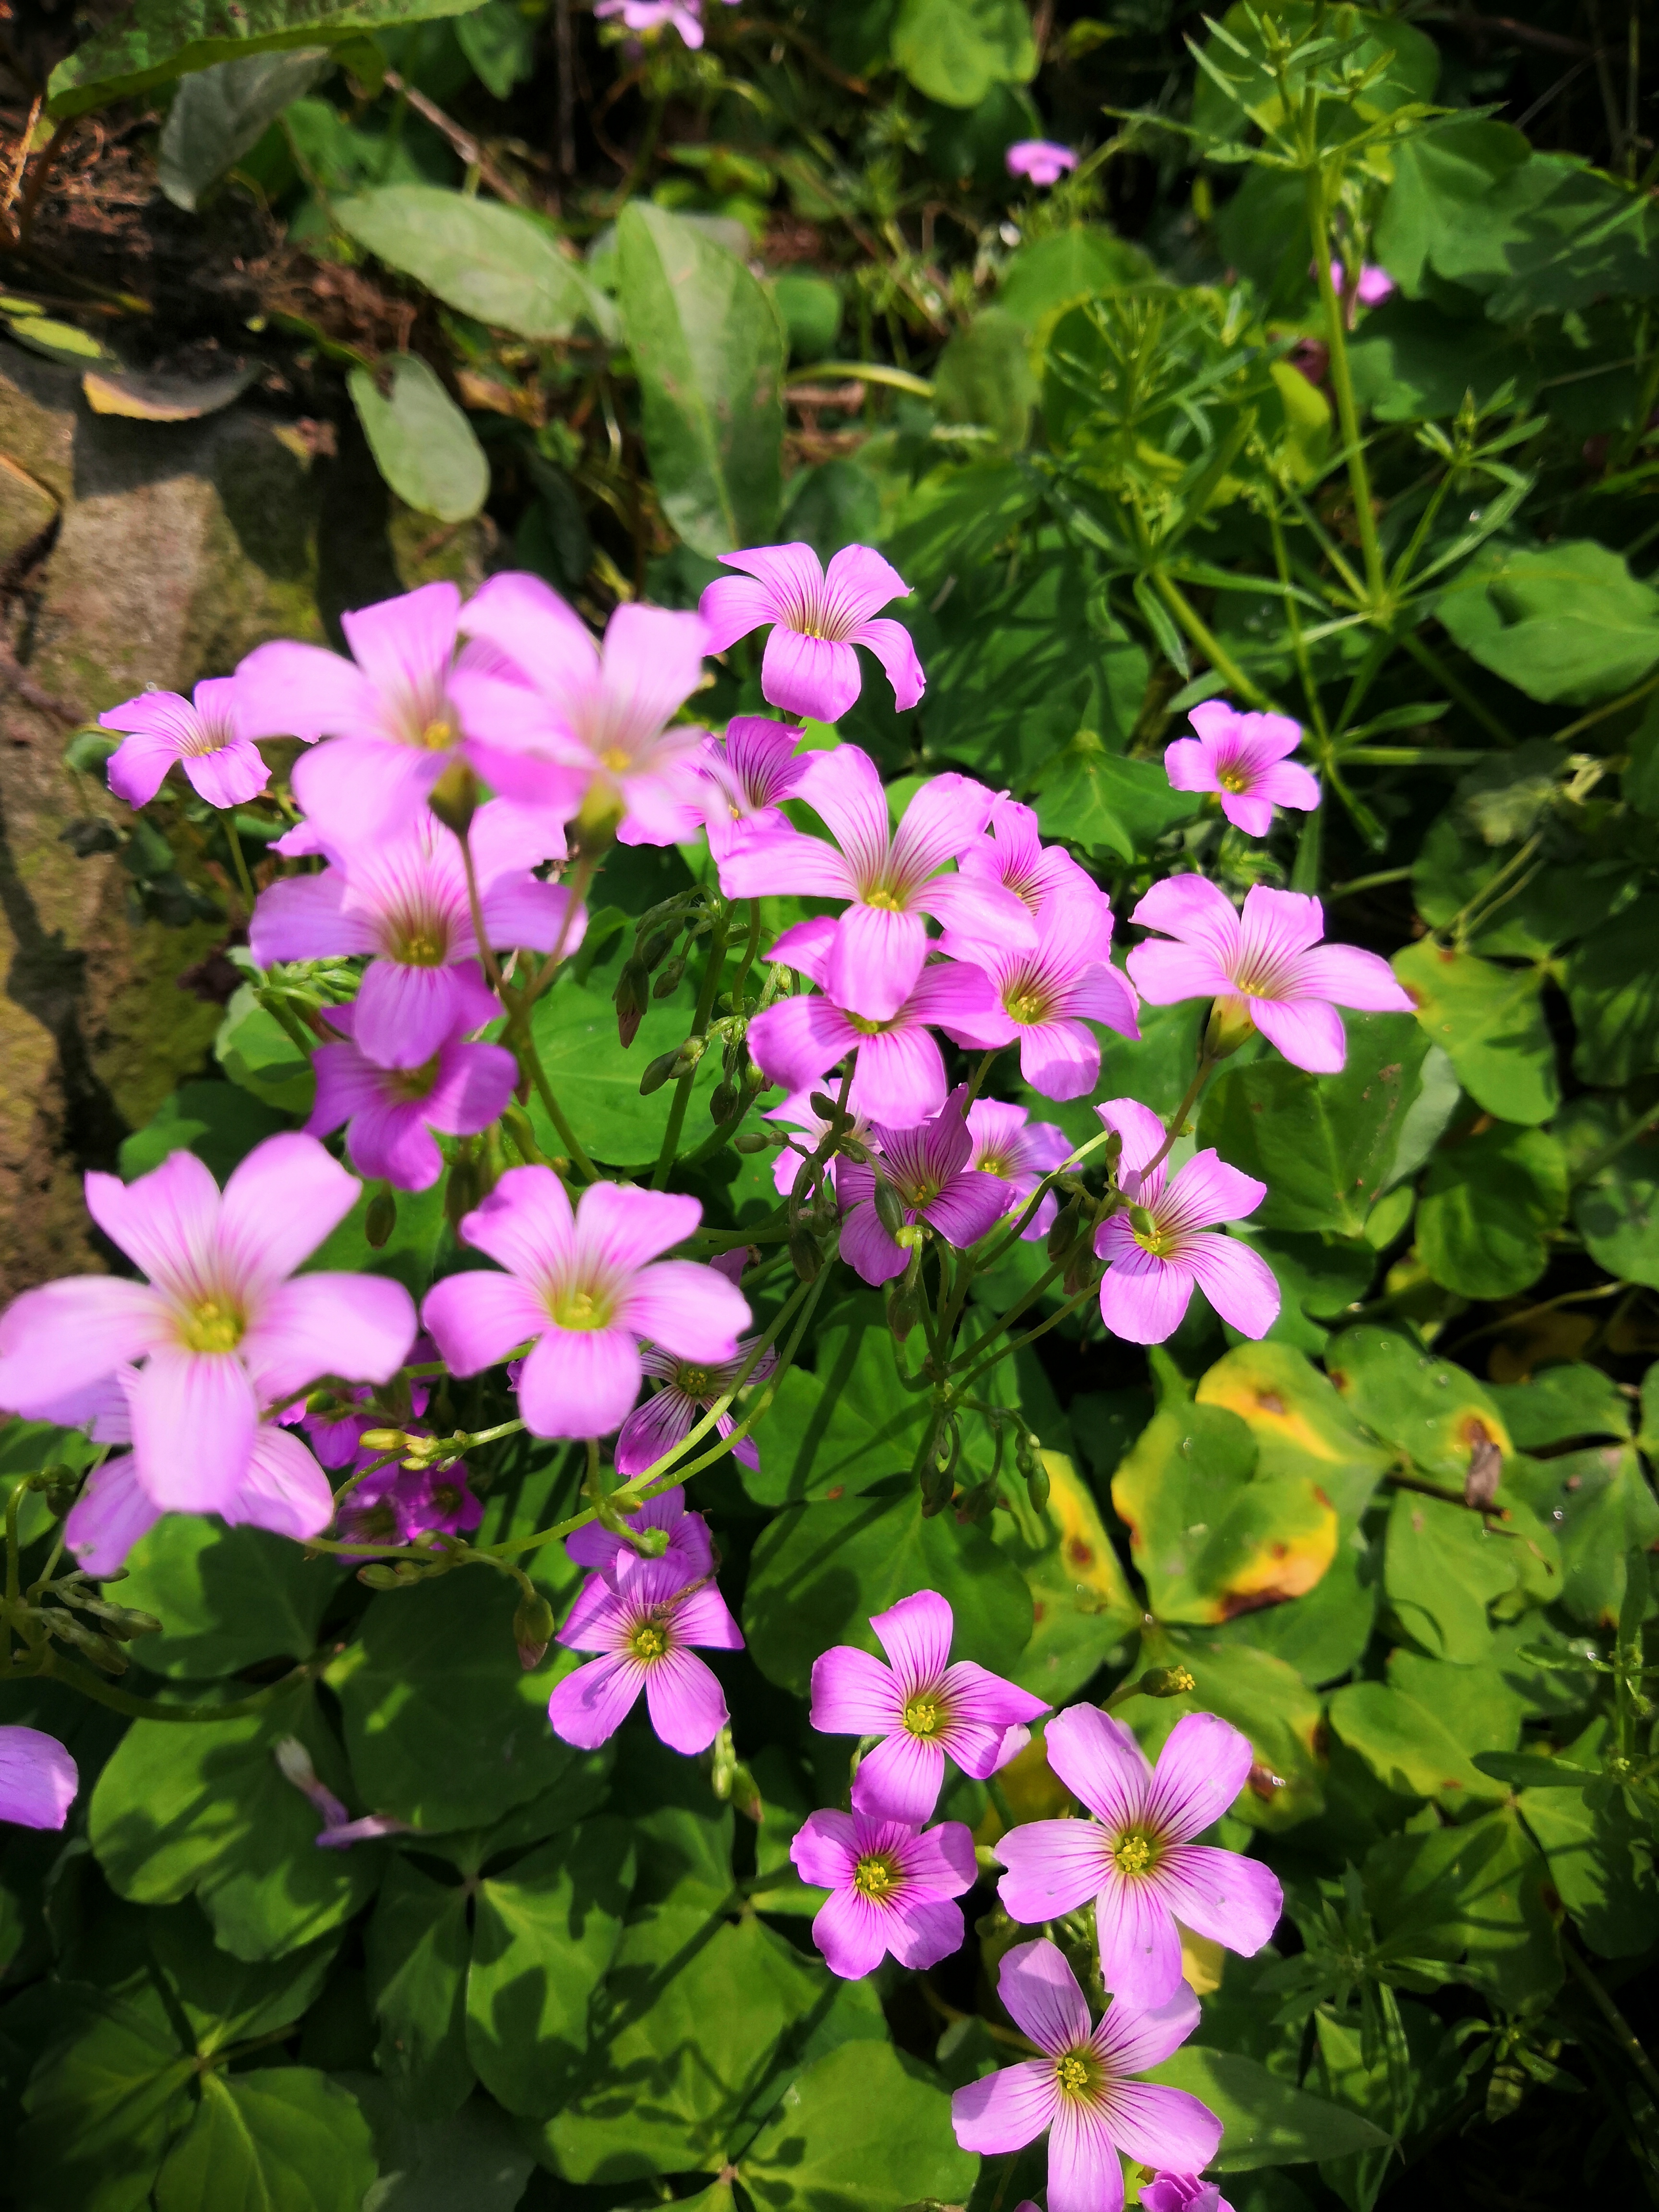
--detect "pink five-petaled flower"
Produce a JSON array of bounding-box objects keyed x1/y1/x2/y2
[
  {"x1": 1126, "y1": 877, "x2": 1414, "y2": 1076},
  {"x1": 457, "y1": 571, "x2": 711, "y2": 844},
  {"x1": 699, "y1": 542, "x2": 925, "y2": 725},
  {"x1": 720, "y1": 745, "x2": 1032, "y2": 1022},
  {"x1": 996, "y1": 1705, "x2": 1284, "y2": 2007},
  {"x1": 0, "y1": 1135, "x2": 415, "y2": 1515},
  {"x1": 613, "y1": 1335, "x2": 778, "y2": 1478},
  {"x1": 694, "y1": 716, "x2": 807, "y2": 861},
  {"x1": 967, "y1": 1100, "x2": 1074, "y2": 1241},
  {"x1": 235, "y1": 579, "x2": 553, "y2": 845},
  {"x1": 1143, "y1": 2175, "x2": 1236, "y2": 2212},
  {"x1": 1092, "y1": 1097, "x2": 1278, "y2": 1346},
  {"x1": 0, "y1": 1727, "x2": 78, "y2": 1830},
  {"x1": 810, "y1": 1588, "x2": 1048, "y2": 1824},
  {"x1": 747, "y1": 916, "x2": 1000, "y2": 1131},
  {"x1": 100, "y1": 677, "x2": 269, "y2": 811},
  {"x1": 307, "y1": 1003, "x2": 518, "y2": 1192},
  {"x1": 421, "y1": 1168, "x2": 748, "y2": 1441},
  {"x1": 1162, "y1": 702, "x2": 1320, "y2": 839},
  {"x1": 790, "y1": 1807, "x2": 977, "y2": 1980},
  {"x1": 565, "y1": 1483, "x2": 714, "y2": 1585},
  {"x1": 941, "y1": 891, "x2": 1141, "y2": 1101},
  {"x1": 950, "y1": 795, "x2": 1108, "y2": 936},
  {"x1": 550, "y1": 1548, "x2": 743, "y2": 1755},
  {"x1": 1006, "y1": 140, "x2": 1078, "y2": 186},
  {"x1": 836, "y1": 1092, "x2": 1014, "y2": 1288},
  {"x1": 249, "y1": 799, "x2": 583, "y2": 1070},
  {"x1": 951, "y1": 1938, "x2": 1220, "y2": 2212}
]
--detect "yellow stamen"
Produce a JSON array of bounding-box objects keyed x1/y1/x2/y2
[
  {"x1": 1114, "y1": 1831, "x2": 1154, "y2": 1877},
  {"x1": 180, "y1": 1299, "x2": 244, "y2": 1353},
  {"x1": 853, "y1": 1852, "x2": 900, "y2": 1902}
]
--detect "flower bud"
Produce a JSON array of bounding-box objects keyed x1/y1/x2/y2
[
  {"x1": 709, "y1": 1081, "x2": 739, "y2": 1123},
  {"x1": 1126, "y1": 1202, "x2": 1158, "y2": 1240},
  {"x1": 1204, "y1": 995, "x2": 1255, "y2": 1060},
  {"x1": 358, "y1": 1428, "x2": 409, "y2": 1454},
  {"x1": 502, "y1": 1102, "x2": 547, "y2": 1167},
  {"x1": 652, "y1": 955, "x2": 688, "y2": 999},
  {"x1": 873, "y1": 1175, "x2": 907, "y2": 1242},
  {"x1": 1024, "y1": 1458, "x2": 1051, "y2": 1514},
  {"x1": 1046, "y1": 1195, "x2": 1083, "y2": 1261},
  {"x1": 445, "y1": 1154, "x2": 479, "y2": 1234},
  {"x1": 1134, "y1": 1664, "x2": 1197, "y2": 1699},
  {"x1": 638, "y1": 1049, "x2": 679, "y2": 1096},
  {"x1": 356, "y1": 1563, "x2": 409, "y2": 1590},
  {"x1": 613, "y1": 959, "x2": 649, "y2": 1048},
  {"x1": 513, "y1": 1590, "x2": 556, "y2": 1670},
  {"x1": 886, "y1": 1276, "x2": 921, "y2": 1342},
  {"x1": 894, "y1": 1221, "x2": 926, "y2": 1250},
  {"x1": 426, "y1": 759, "x2": 478, "y2": 837},
  {"x1": 364, "y1": 1183, "x2": 397, "y2": 1250},
  {"x1": 733, "y1": 1130, "x2": 770, "y2": 1154},
  {"x1": 636, "y1": 929, "x2": 671, "y2": 971},
  {"x1": 789, "y1": 1229, "x2": 821, "y2": 1283},
  {"x1": 1063, "y1": 1243, "x2": 1097, "y2": 1298},
  {"x1": 808, "y1": 1091, "x2": 846, "y2": 1126},
  {"x1": 920, "y1": 1453, "x2": 955, "y2": 1516}
]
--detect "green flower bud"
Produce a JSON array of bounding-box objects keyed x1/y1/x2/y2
[
  {"x1": 639, "y1": 1049, "x2": 679, "y2": 1096},
  {"x1": 365, "y1": 1183, "x2": 398, "y2": 1250},
  {"x1": 873, "y1": 1175, "x2": 907, "y2": 1241},
  {"x1": 513, "y1": 1591, "x2": 556, "y2": 1670}
]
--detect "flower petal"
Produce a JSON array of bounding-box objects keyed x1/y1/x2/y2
[
  {"x1": 1044, "y1": 1704, "x2": 1153, "y2": 1827},
  {"x1": 789, "y1": 1806, "x2": 856, "y2": 1889},
  {"x1": 217, "y1": 1132, "x2": 363, "y2": 1300},
  {"x1": 1289, "y1": 942, "x2": 1416, "y2": 1013},
  {"x1": 227, "y1": 1424, "x2": 335, "y2": 1542},
  {"x1": 886, "y1": 1893, "x2": 966, "y2": 1971},
  {"x1": 234, "y1": 639, "x2": 381, "y2": 742},
  {"x1": 1131, "y1": 876, "x2": 1240, "y2": 964},
  {"x1": 698, "y1": 569, "x2": 783, "y2": 655},
  {"x1": 1098, "y1": 1246, "x2": 1196, "y2": 1346},
  {"x1": 795, "y1": 745, "x2": 892, "y2": 881},
  {"x1": 1019, "y1": 1018, "x2": 1101, "y2": 1102},
  {"x1": 616, "y1": 1259, "x2": 748, "y2": 1363},
  {"x1": 0, "y1": 1726, "x2": 78, "y2": 1830},
  {"x1": 1097, "y1": 2083, "x2": 1220, "y2": 2179},
  {"x1": 0, "y1": 1278, "x2": 169, "y2": 1412},
  {"x1": 64, "y1": 1453, "x2": 160, "y2": 1577},
  {"x1": 354, "y1": 960, "x2": 471, "y2": 1071},
  {"x1": 576, "y1": 1182, "x2": 703, "y2": 1279},
  {"x1": 1094, "y1": 1870, "x2": 1184, "y2": 2008},
  {"x1": 999, "y1": 1935, "x2": 1094, "y2": 2055},
  {"x1": 1126, "y1": 938, "x2": 1234, "y2": 1006},
  {"x1": 829, "y1": 902, "x2": 929, "y2": 1024},
  {"x1": 851, "y1": 616, "x2": 925, "y2": 712},
  {"x1": 460, "y1": 1165, "x2": 576, "y2": 1282},
  {"x1": 888, "y1": 772, "x2": 995, "y2": 885},
  {"x1": 128, "y1": 1347, "x2": 258, "y2": 1513},
  {"x1": 997, "y1": 1817, "x2": 1113, "y2": 1926},
  {"x1": 516, "y1": 1326, "x2": 642, "y2": 1439},
  {"x1": 421, "y1": 1270, "x2": 545, "y2": 1376},
  {"x1": 1161, "y1": 738, "x2": 1220, "y2": 795},
  {"x1": 1181, "y1": 1231, "x2": 1280, "y2": 1338},
  {"x1": 612, "y1": 1386, "x2": 696, "y2": 1479},
  {"x1": 839, "y1": 1201, "x2": 908, "y2": 1286},
  {"x1": 951, "y1": 2058, "x2": 1059, "y2": 2155},
  {"x1": 183, "y1": 738, "x2": 270, "y2": 811},
  {"x1": 549, "y1": 1652, "x2": 645, "y2": 1747},
  {"x1": 850, "y1": 1731, "x2": 946, "y2": 1826},
  {"x1": 1155, "y1": 1841, "x2": 1283, "y2": 1959},
  {"x1": 810, "y1": 1643, "x2": 903, "y2": 1737},
  {"x1": 1143, "y1": 1712, "x2": 1256, "y2": 1840},
  {"x1": 925, "y1": 1169, "x2": 1012, "y2": 1251},
  {"x1": 84, "y1": 1148, "x2": 221, "y2": 1298},
  {"x1": 673, "y1": 1582, "x2": 745, "y2": 1651},
  {"x1": 1094, "y1": 1980, "x2": 1202, "y2": 2075},
  {"x1": 810, "y1": 1884, "x2": 892, "y2": 1979},
  {"x1": 643, "y1": 1647, "x2": 729, "y2": 1753},
  {"x1": 1247, "y1": 995, "x2": 1348, "y2": 1074},
  {"x1": 763, "y1": 627, "x2": 863, "y2": 722},
  {"x1": 1048, "y1": 2096, "x2": 1125, "y2": 2212},
  {"x1": 1160, "y1": 1151, "x2": 1269, "y2": 1236},
  {"x1": 870, "y1": 1589, "x2": 953, "y2": 1690},
  {"x1": 241, "y1": 1272, "x2": 417, "y2": 1403},
  {"x1": 748, "y1": 995, "x2": 856, "y2": 1098}
]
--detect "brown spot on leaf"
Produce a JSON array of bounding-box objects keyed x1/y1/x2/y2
[
  {"x1": 1256, "y1": 1391, "x2": 1286, "y2": 1416},
  {"x1": 1067, "y1": 1536, "x2": 1094, "y2": 1567},
  {"x1": 1246, "y1": 1762, "x2": 1286, "y2": 1800}
]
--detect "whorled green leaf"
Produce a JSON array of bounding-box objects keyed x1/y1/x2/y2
[
  {"x1": 336, "y1": 187, "x2": 597, "y2": 340},
  {"x1": 349, "y1": 353, "x2": 489, "y2": 526},
  {"x1": 1436, "y1": 540, "x2": 1659, "y2": 705},
  {"x1": 152, "y1": 2067, "x2": 376, "y2": 2212},
  {"x1": 1363, "y1": 1806, "x2": 1562, "y2": 2008},
  {"x1": 156, "y1": 48, "x2": 332, "y2": 210},
  {"x1": 743, "y1": 1296, "x2": 930, "y2": 1508},
  {"x1": 991, "y1": 1450, "x2": 1139, "y2": 1700},
  {"x1": 1324, "y1": 1323, "x2": 1513, "y2": 1483},
  {"x1": 524, "y1": 977, "x2": 724, "y2": 1170},
  {"x1": 1416, "y1": 1123, "x2": 1567, "y2": 1299},
  {"x1": 1381, "y1": 1487, "x2": 1520, "y2": 1664},
  {"x1": 1393, "y1": 940, "x2": 1559, "y2": 1125},
  {"x1": 1131, "y1": 1624, "x2": 1326, "y2": 1831},
  {"x1": 1033, "y1": 732, "x2": 1202, "y2": 860},
  {"x1": 363, "y1": 1860, "x2": 473, "y2": 2116},
  {"x1": 114, "y1": 1520, "x2": 343, "y2": 1681},
  {"x1": 736, "y1": 2039, "x2": 976, "y2": 2209},
  {"x1": 1516, "y1": 1719, "x2": 1659, "y2": 1958},
  {"x1": 13, "y1": 1983, "x2": 196, "y2": 2212},
  {"x1": 1146, "y1": 2045, "x2": 1393, "y2": 2170},
  {"x1": 1565, "y1": 893, "x2": 1659, "y2": 1086}
]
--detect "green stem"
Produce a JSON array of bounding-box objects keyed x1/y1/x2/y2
[
  {"x1": 39, "y1": 1650, "x2": 320, "y2": 1724},
  {"x1": 514, "y1": 1023, "x2": 601, "y2": 1183},
  {"x1": 726, "y1": 900, "x2": 763, "y2": 1010},
  {"x1": 951, "y1": 1281, "x2": 1100, "y2": 1401},
  {"x1": 1148, "y1": 569, "x2": 1274, "y2": 709},
  {"x1": 652, "y1": 908, "x2": 732, "y2": 1191},
  {"x1": 964, "y1": 1049, "x2": 1001, "y2": 1106},
  {"x1": 223, "y1": 813, "x2": 258, "y2": 918},
  {"x1": 1305, "y1": 173, "x2": 1387, "y2": 609},
  {"x1": 1569, "y1": 1102, "x2": 1659, "y2": 1190},
  {"x1": 1398, "y1": 631, "x2": 1513, "y2": 745},
  {"x1": 457, "y1": 821, "x2": 505, "y2": 994},
  {"x1": 1563, "y1": 1939, "x2": 1659, "y2": 2109}
]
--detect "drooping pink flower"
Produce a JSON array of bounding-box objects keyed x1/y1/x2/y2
[
  {"x1": 790, "y1": 1807, "x2": 977, "y2": 1979},
  {"x1": 0, "y1": 1727, "x2": 78, "y2": 1830},
  {"x1": 307, "y1": 1004, "x2": 517, "y2": 1190},
  {"x1": 422, "y1": 1168, "x2": 748, "y2": 1441},
  {"x1": 565, "y1": 1482, "x2": 714, "y2": 1585},
  {"x1": 694, "y1": 717, "x2": 807, "y2": 861},
  {"x1": 1006, "y1": 140, "x2": 1078, "y2": 187},
  {"x1": 1092, "y1": 1097, "x2": 1278, "y2": 1345},
  {"x1": 235, "y1": 581, "x2": 555, "y2": 844},
  {"x1": 1127, "y1": 877, "x2": 1415, "y2": 1075},
  {"x1": 613, "y1": 1334, "x2": 779, "y2": 1477},
  {"x1": 951, "y1": 1939, "x2": 1219, "y2": 2212},
  {"x1": 950, "y1": 795, "x2": 1109, "y2": 936},
  {"x1": 939, "y1": 892, "x2": 1140, "y2": 1101},
  {"x1": 275, "y1": 1736, "x2": 412, "y2": 1850},
  {"x1": 1163, "y1": 702, "x2": 1319, "y2": 839},
  {"x1": 250, "y1": 800, "x2": 582, "y2": 1070},
  {"x1": 836, "y1": 1093, "x2": 1014, "y2": 1287},
  {"x1": 550, "y1": 1547, "x2": 742, "y2": 1754},
  {"x1": 810, "y1": 1588, "x2": 1047, "y2": 1825},
  {"x1": 719, "y1": 746, "x2": 1032, "y2": 1022},
  {"x1": 699, "y1": 544, "x2": 925, "y2": 724},
  {"x1": 1143, "y1": 2175, "x2": 1235, "y2": 2212},
  {"x1": 748, "y1": 918, "x2": 1001, "y2": 1130},
  {"x1": 996, "y1": 1705, "x2": 1283, "y2": 2008},
  {"x1": 0, "y1": 1136, "x2": 416, "y2": 1515},
  {"x1": 100, "y1": 678, "x2": 268, "y2": 811},
  {"x1": 457, "y1": 573, "x2": 712, "y2": 844},
  {"x1": 764, "y1": 1089, "x2": 880, "y2": 1201},
  {"x1": 966, "y1": 1100, "x2": 1073, "y2": 1240}
]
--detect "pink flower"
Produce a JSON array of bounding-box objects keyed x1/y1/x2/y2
[
  {"x1": 235, "y1": 581, "x2": 554, "y2": 844},
  {"x1": 996, "y1": 1705, "x2": 1283, "y2": 2007},
  {"x1": 458, "y1": 572, "x2": 712, "y2": 844},
  {"x1": 274, "y1": 1736, "x2": 411, "y2": 1850},
  {"x1": 0, "y1": 1136, "x2": 416, "y2": 1515},
  {"x1": 335, "y1": 1446, "x2": 482, "y2": 1545},
  {"x1": 100, "y1": 678, "x2": 268, "y2": 811},
  {"x1": 565, "y1": 1482, "x2": 714, "y2": 1584},
  {"x1": 694, "y1": 717, "x2": 807, "y2": 861},
  {"x1": 0, "y1": 1727, "x2": 78, "y2": 1830},
  {"x1": 1325, "y1": 259, "x2": 1395, "y2": 305},
  {"x1": 1126, "y1": 877, "x2": 1415, "y2": 1075},
  {"x1": 1144, "y1": 2176, "x2": 1235, "y2": 2212},
  {"x1": 613, "y1": 1334, "x2": 778, "y2": 1477},
  {"x1": 748, "y1": 919, "x2": 1000, "y2": 1130},
  {"x1": 764, "y1": 1089, "x2": 880, "y2": 1201},
  {"x1": 596, "y1": 0, "x2": 704, "y2": 43},
  {"x1": 837, "y1": 1094, "x2": 1013, "y2": 1286},
  {"x1": 699, "y1": 544, "x2": 925, "y2": 724},
  {"x1": 421, "y1": 1168, "x2": 748, "y2": 1440},
  {"x1": 790, "y1": 1807, "x2": 977, "y2": 1979},
  {"x1": 950, "y1": 795, "x2": 1108, "y2": 936},
  {"x1": 719, "y1": 746, "x2": 1031, "y2": 1022},
  {"x1": 951, "y1": 1938, "x2": 1219, "y2": 2212},
  {"x1": 307, "y1": 1004, "x2": 518, "y2": 1191},
  {"x1": 1162, "y1": 703, "x2": 1319, "y2": 838},
  {"x1": 967, "y1": 1100, "x2": 1073, "y2": 1240},
  {"x1": 1005, "y1": 140, "x2": 1078, "y2": 187},
  {"x1": 280, "y1": 1364, "x2": 432, "y2": 1473},
  {"x1": 550, "y1": 1548, "x2": 743, "y2": 1754},
  {"x1": 940, "y1": 892, "x2": 1140, "y2": 1101},
  {"x1": 1092, "y1": 1097, "x2": 1278, "y2": 1345},
  {"x1": 810, "y1": 1588, "x2": 1047, "y2": 1825},
  {"x1": 250, "y1": 799, "x2": 583, "y2": 1070}
]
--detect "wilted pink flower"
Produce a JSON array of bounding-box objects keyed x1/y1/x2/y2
[
  {"x1": 1006, "y1": 140, "x2": 1078, "y2": 186},
  {"x1": 236, "y1": 580, "x2": 553, "y2": 844},
  {"x1": 100, "y1": 678, "x2": 268, "y2": 811},
  {"x1": 307, "y1": 1004, "x2": 517, "y2": 1190},
  {"x1": 0, "y1": 1727, "x2": 77, "y2": 1830},
  {"x1": 996, "y1": 1705, "x2": 1283, "y2": 2007},
  {"x1": 950, "y1": 795, "x2": 1107, "y2": 937},
  {"x1": 1163, "y1": 702, "x2": 1319, "y2": 838},
  {"x1": 613, "y1": 1334, "x2": 778, "y2": 1477},
  {"x1": 836, "y1": 1093, "x2": 1014, "y2": 1287},
  {"x1": 458, "y1": 573, "x2": 711, "y2": 843},
  {"x1": 951, "y1": 1939, "x2": 1219, "y2": 2212},
  {"x1": 748, "y1": 918, "x2": 1000, "y2": 1131},
  {"x1": 274, "y1": 1736, "x2": 412, "y2": 1850},
  {"x1": 811, "y1": 1588, "x2": 1047, "y2": 1825},
  {"x1": 1144, "y1": 2175, "x2": 1235, "y2": 2212},
  {"x1": 1093, "y1": 1097, "x2": 1277, "y2": 1345},
  {"x1": 422, "y1": 1168, "x2": 748, "y2": 1441},
  {"x1": 790, "y1": 1807, "x2": 977, "y2": 1979},
  {"x1": 250, "y1": 800, "x2": 582, "y2": 1069},
  {"x1": 699, "y1": 544, "x2": 925, "y2": 724},
  {"x1": 940, "y1": 892, "x2": 1140, "y2": 1100},
  {"x1": 550, "y1": 1548, "x2": 742, "y2": 1754},
  {"x1": 764, "y1": 1089, "x2": 880, "y2": 1201},
  {"x1": 1127, "y1": 877, "x2": 1414, "y2": 1075},
  {"x1": 0, "y1": 1137, "x2": 415, "y2": 1515},
  {"x1": 720, "y1": 746, "x2": 1031, "y2": 1021},
  {"x1": 694, "y1": 717, "x2": 807, "y2": 861},
  {"x1": 565, "y1": 1482, "x2": 714, "y2": 1584},
  {"x1": 967, "y1": 1100, "x2": 1073, "y2": 1240}
]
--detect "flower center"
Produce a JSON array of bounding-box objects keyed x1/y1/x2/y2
[
  {"x1": 553, "y1": 1286, "x2": 613, "y2": 1332},
  {"x1": 1113, "y1": 1829, "x2": 1156, "y2": 1877},
  {"x1": 1128, "y1": 1203, "x2": 1172, "y2": 1261},
  {"x1": 349, "y1": 1500, "x2": 402, "y2": 1543},
  {"x1": 396, "y1": 928, "x2": 449, "y2": 969},
  {"x1": 182, "y1": 717, "x2": 234, "y2": 758},
  {"x1": 386, "y1": 1055, "x2": 441, "y2": 1103},
  {"x1": 677, "y1": 1364, "x2": 711, "y2": 1396},
  {"x1": 897, "y1": 1178, "x2": 938, "y2": 1211},
  {"x1": 977, "y1": 1152, "x2": 1009, "y2": 1178},
  {"x1": 1005, "y1": 986, "x2": 1050, "y2": 1026},
  {"x1": 852, "y1": 1851, "x2": 901, "y2": 1902},
  {"x1": 901, "y1": 1690, "x2": 946, "y2": 1739},
  {"x1": 180, "y1": 1298, "x2": 245, "y2": 1353},
  {"x1": 419, "y1": 717, "x2": 457, "y2": 751},
  {"x1": 1055, "y1": 2048, "x2": 1102, "y2": 2101},
  {"x1": 599, "y1": 745, "x2": 633, "y2": 772},
  {"x1": 846, "y1": 1013, "x2": 894, "y2": 1037},
  {"x1": 629, "y1": 1618, "x2": 670, "y2": 1662},
  {"x1": 863, "y1": 887, "x2": 905, "y2": 912},
  {"x1": 1217, "y1": 763, "x2": 1250, "y2": 793}
]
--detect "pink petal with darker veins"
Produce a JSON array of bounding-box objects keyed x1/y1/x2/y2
[
  {"x1": 576, "y1": 1181, "x2": 703, "y2": 1278},
  {"x1": 811, "y1": 1642, "x2": 904, "y2": 1736},
  {"x1": 850, "y1": 1730, "x2": 946, "y2": 1825},
  {"x1": 64, "y1": 1453, "x2": 160, "y2": 1576},
  {"x1": 870, "y1": 1589, "x2": 953, "y2": 1689},
  {"x1": 1155, "y1": 1841, "x2": 1283, "y2": 1959},
  {"x1": 517, "y1": 1326, "x2": 643, "y2": 1439},
  {"x1": 618, "y1": 1260, "x2": 748, "y2": 1363},
  {"x1": 549, "y1": 1652, "x2": 647, "y2": 1747},
  {"x1": 0, "y1": 1726, "x2": 78, "y2": 1830},
  {"x1": 996, "y1": 1819, "x2": 1112, "y2": 1925},
  {"x1": 240, "y1": 1272, "x2": 417, "y2": 1404},
  {"x1": 1181, "y1": 1231, "x2": 1280, "y2": 1337},
  {"x1": 644, "y1": 1647, "x2": 729, "y2": 1752},
  {"x1": 764, "y1": 627, "x2": 863, "y2": 722},
  {"x1": 1048, "y1": 2098, "x2": 1125, "y2": 2212},
  {"x1": 1095, "y1": 1866, "x2": 1186, "y2": 2006},
  {"x1": 1096, "y1": 1238, "x2": 1197, "y2": 1345},
  {"x1": 998, "y1": 1936, "x2": 1094, "y2": 2055},
  {"x1": 216, "y1": 1131, "x2": 362, "y2": 1296},
  {"x1": 422, "y1": 1271, "x2": 545, "y2": 1377},
  {"x1": 951, "y1": 2057, "x2": 1060, "y2": 2155},
  {"x1": 1246, "y1": 996, "x2": 1347, "y2": 1073},
  {"x1": 127, "y1": 1346, "x2": 258, "y2": 1513}
]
